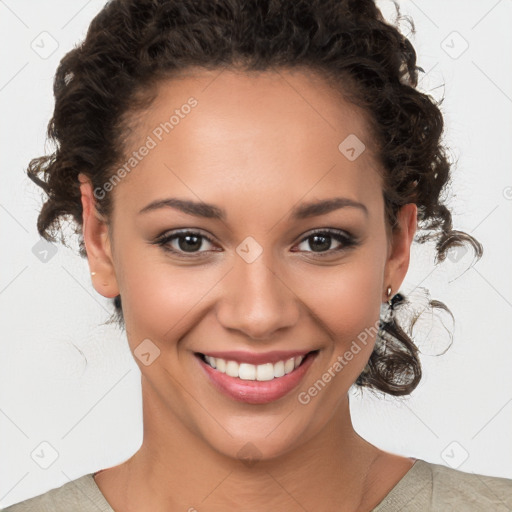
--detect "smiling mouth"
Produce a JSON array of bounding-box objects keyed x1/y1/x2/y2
[{"x1": 196, "y1": 351, "x2": 318, "y2": 382}]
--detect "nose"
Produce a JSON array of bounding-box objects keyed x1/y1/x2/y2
[{"x1": 215, "y1": 252, "x2": 300, "y2": 341}]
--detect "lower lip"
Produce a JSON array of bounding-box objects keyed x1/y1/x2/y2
[{"x1": 197, "y1": 352, "x2": 317, "y2": 404}]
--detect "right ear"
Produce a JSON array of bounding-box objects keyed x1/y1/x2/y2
[{"x1": 78, "y1": 173, "x2": 120, "y2": 299}]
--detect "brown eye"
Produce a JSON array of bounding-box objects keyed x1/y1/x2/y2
[
  {"x1": 294, "y1": 229, "x2": 357, "y2": 256},
  {"x1": 175, "y1": 233, "x2": 204, "y2": 252},
  {"x1": 154, "y1": 230, "x2": 217, "y2": 257}
]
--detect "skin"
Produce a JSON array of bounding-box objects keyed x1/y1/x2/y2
[{"x1": 78, "y1": 68, "x2": 417, "y2": 511}]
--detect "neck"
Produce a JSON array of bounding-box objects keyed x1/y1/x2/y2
[{"x1": 95, "y1": 378, "x2": 389, "y2": 512}]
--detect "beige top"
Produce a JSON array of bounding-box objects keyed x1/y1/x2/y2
[{"x1": 2, "y1": 459, "x2": 511, "y2": 511}]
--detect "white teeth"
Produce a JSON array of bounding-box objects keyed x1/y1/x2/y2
[
  {"x1": 273, "y1": 360, "x2": 285, "y2": 378},
  {"x1": 239, "y1": 363, "x2": 256, "y2": 380},
  {"x1": 225, "y1": 360, "x2": 239, "y2": 378},
  {"x1": 202, "y1": 354, "x2": 307, "y2": 381},
  {"x1": 284, "y1": 357, "x2": 295, "y2": 374},
  {"x1": 256, "y1": 363, "x2": 274, "y2": 381},
  {"x1": 215, "y1": 358, "x2": 226, "y2": 372},
  {"x1": 205, "y1": 355, "x2": 216, "y2": 369}
]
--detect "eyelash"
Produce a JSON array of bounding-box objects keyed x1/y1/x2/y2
[{"x1": 152, "y1": 228, "x2": 358, "y2": 259}]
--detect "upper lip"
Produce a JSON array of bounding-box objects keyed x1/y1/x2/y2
[{"x1": 197, "y1": 350, "x2": 315, "y2": 365}]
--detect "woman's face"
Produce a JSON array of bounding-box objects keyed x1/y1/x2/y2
[{"x1": 80, "y1": 68, "x2": 416, "y2": 460}]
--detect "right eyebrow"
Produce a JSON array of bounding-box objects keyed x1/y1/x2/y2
[{"x1": 138, "y1": 198, "x2": 225, "y2": 220}]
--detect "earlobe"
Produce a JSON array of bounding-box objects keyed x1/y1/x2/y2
[{"x1": 78, "y1": 173, "x2": 120, "y2": 298}]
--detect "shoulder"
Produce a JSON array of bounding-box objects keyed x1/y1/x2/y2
[
  {"x1": 428, "y1": 461, "x2": 512, "y2": 509},
  {"x1": 0, "y1": 474, "x2": 113, "y2": 512},
  {"x1": 374, "y1": 459, "x2": 512, "y2": 511}
]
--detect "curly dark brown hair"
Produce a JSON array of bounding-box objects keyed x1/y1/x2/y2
[{"x1": 27, "y1": 0, "x2": 483, "y2": 396}]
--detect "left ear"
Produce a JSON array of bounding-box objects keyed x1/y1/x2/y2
[{"x1": 383, "y1": 203, "x2": 417, "y2": 301}]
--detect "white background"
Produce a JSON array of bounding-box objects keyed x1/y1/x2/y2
[{"x1": 1, "y1": 0, "x2": 511, "y2": 507}]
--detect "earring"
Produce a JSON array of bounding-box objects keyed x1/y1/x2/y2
[
  {"x1": 91, "y1": 272, "x2": 97, "y2": 276},
  {"x1": 386, "y1": 285, "x2": 392, "y2": 306}
]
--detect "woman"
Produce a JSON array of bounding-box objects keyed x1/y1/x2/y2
[{"x1": 3, "y1": 0, "x2": 511, "y2": 510}]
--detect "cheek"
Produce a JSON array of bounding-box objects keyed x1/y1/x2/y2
[
  {"x1": 117, "y1": 253, "x2": 224, "y2": 342},
  {"x1": 296, "y1": 256, "x2": 384, "y2": 335},
  {"x1": 292, "y1": 251, "x2": 385, "y2": 381},
  {"x1": 293, "y1": 257, "x2": 385, "y2": 419}
]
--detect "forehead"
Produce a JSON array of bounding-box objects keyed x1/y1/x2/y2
[{"x1": 112, "y1": 68, "x2": 383, "y2": 219}]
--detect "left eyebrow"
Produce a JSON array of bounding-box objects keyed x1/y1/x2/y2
[{"x1": 289, "y1": 197, "x2": 368, "y2": 219}]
